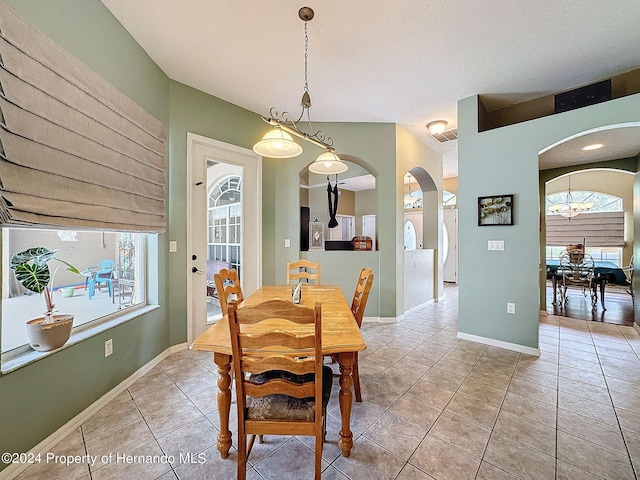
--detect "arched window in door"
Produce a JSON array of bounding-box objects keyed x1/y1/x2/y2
[{"x1": 209, "y1": 175, "x2": 242, "y2": 276}]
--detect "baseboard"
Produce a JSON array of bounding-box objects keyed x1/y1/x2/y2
[
  {"x1": 361, "y1": 316, "x2": 398, "y2": 324},
  {"x1": 404, "y1": 299, "x2": 436, "y2": 316},
  {"x1": 0, "y1": 345, "x2": 179, "y2": 480},
  {"x1": 457, "y1": 332, "x2": 541, "y2": 357}
]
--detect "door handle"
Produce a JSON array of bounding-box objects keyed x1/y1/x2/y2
[{"x1": 192, "y1": 266, "x2": 204, "y2": 274}]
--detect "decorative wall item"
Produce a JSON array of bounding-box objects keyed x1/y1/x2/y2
[
  {"x1": 309, "y1": 222, "x2": 325, "y2": 251},
  {"x1": 478, "y1": 194, "x2": 514, "y2": 226}
]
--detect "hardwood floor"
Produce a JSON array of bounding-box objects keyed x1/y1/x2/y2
[{"x1": 546, "y1": 283, "x2": 634, "y2": 326}]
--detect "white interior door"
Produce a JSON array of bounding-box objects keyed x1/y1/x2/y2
[
  {"x1": 362, "y1": 214, "x2": 376, "y2": 250},
  {"x1": 443, "y1": 208, "x2": 458, "y2": 283},
  {"x1": 186, "y1": 134, "x2": 262, "y2": 342}
]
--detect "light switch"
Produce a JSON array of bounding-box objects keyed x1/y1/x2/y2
[
  {"x1": 507, "y1": 303, "x2": 516, "y2": 314},
  {"x1": 488, "y1": 240, "x2": 505, "y2": 251},
  {"x1": 169, "y1": 241, "x2": 177, "y2": 252},
  {"x1": 284, "y1": 238, "x2": 291, "y2": 248}
]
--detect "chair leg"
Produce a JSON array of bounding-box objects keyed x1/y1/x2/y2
[
  {"x1": 353, "y1": 353, "x2": 362, "y2": 403},
  {"x1": 314, "y1": 429, "x2": 323, "y2": 480},
  {"x1": 237, "y1": 433, "x2": 247, "y2": 480}
]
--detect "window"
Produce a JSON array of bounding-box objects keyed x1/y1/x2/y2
[
  {"x1": 2, "y1": 228, "x2": 146, "y2": 356},
  {"x1": 209, "y1": 176, "x2": 242, "y2": 276},
  {"x1": 443, "y1": 190, "x2": 457, "y2": 207},
  {"x1": 545, "y1": 191, "x2": 624, "y2": 266}
]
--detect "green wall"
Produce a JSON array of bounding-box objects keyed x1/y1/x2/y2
[
  {"x1": 458, "y1": 93, "x2": 640, "y2": 349},
  {"x1": 1, "y1": 0, "x2": 170, "y2": 464},
  {"x1": 166, "y1": 82, "x2": 265, "y2": 344}
]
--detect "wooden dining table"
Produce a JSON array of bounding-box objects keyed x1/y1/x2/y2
[{"x1": 191, "y1": 284, "x2": 367, "y2": 458}]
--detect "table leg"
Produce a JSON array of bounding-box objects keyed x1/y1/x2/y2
[
  {"x1": 600, "y1": 280, "x2": 607, "y2": 310},
  {"x1": 337, "y1": 352, "x2": 355, "y2": 457},
  {"x1": 552, "y1": 275, "x2": 558, "y2": 305},
  {"x1": 214, "y1": 352, "x2": 232, "y2": 458}
]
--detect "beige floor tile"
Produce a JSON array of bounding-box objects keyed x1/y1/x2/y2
[
  {"x1": 420, "y1": 367, "x2": 466, "y2": 391},
  {"x1": 405, "y1": 380, "x2": 456, "y2": 410},
  {"x1": 481, "y1": 347, "x2": 520, "y2": 365},
  {"x1": 467, "y1": 365, "x2": 511, "y2": 390},
  {"x1": 85, "y1": 418, "x2": 155, "y2": 469},
  {"x1": 128, "y1": 370, "x2": 174, "y2": 398},
  {"x1": 557, "y1": 431, "x2": 635, "y2": 479},
  {"x1": 91, "y1": 441, "x2": 171, "y2": 480},
  {"x1": 559, "y1": 339, "x2": 597, "y2": 353},
  {"x1": 173, "y1": 444, "x2": 241, "y2": 480},
  {"x1": 409, "y1": 434, "x2": 481, "y2": 480},
  {"x1": 617, "y1": 407, "x2": 640, "y2": 435},
  {"x1": 331, "y1": 436, "x2": 405, "y2": 480},
  {"x1": 507, "y1": 377, "x2": 557, "y2": 406},
  {"x1": 558, "y1": 364, "x2": 607, "y2": 388},
  {"x1": 473, "y1": 358, "x2": 517, "y2": 377},
  {"x1": 609, "y1": 388, "x2": 640, "y2": 412},
  {"x1": 515, "y1": 356, "x2": 558, "y2": 375},
  {"x1": 558, "y1": 346, "x2": 600, "y2": 363},
  {"x1": 484, "y1": 433, "x2": 555, "y2": 480},
  {"x1": 133, "y1": 383, "x2": 188, "y2": 416},
  {"x1": 429, "y1": 411, "x2": 491, "y2": 457},
  {"x1": 81, "y1": 398, "x2": 143, "y2": 441},
  {"x1": 173, "y1": 369, "x2": 217, "y2": 398},
  {"x1": 156, "y1": 418, "x2": 217, "y2": 467},
  {"x1": 493, "y1": 409, "x2": 556, "y2": 456},
  {"x1": 557, "y1": 408, "x2": 627, "y2": 454},
  {"x1": 512, "y1": 365, "x2": 558, "y2": 389},
  {"x1": 442, "y1": 348, "x2": 482, "y2": 366},
  {"x1": 363, "y1": 411, "x2": 427, "y2": 460},
  {"x1": 388, "y1": 393, "x2": 443, "y2": 430},
  {"x1": 557, "y1": 354, "x2": 603, "y2": 374},
  {"x1": 188, "y1": 387, "x2": 218, "y2": 415},
  {"x1": 15, "y1": 443, "x2": 90, "y2": 480},
  {"x1": 558, "y1": 390, "x2": 618, "y2": 426},
  {"x1": 476, "y1": 461, "x2": 518, "y2": 479},
  {"x1": 457, "y1": 378, "x2": 506, "y2": 407},
  {"x1": 556, "y1": 460, "x2": 602, "y2": 480},
  {"x1": 359, "y1": 380, "x2": 403, "y2": 410},
  {"x1": 395, "y1": 463, "x2": 437, "y2": 479},
  {"x1": 604, "y1": 375, "x2": 640, "y2": 396},
  {"x1": 557, "y1": 376, "x2": 612, "y2": 405},
  {"x1": 622, "y1": 428, "x2": 640, "y2": 460},
  {"x1": 501, "y1": 392, "x2": 557, "y2": 428},
  {"x1": 144, "y1": 400, "x2": 206, "y2": 439},
  {"x1": 445, "y1": 393, "x2": 499, "y2": 429},
  {"x1": 372, "y1": 365, "x2": 420, "y2": 394}
]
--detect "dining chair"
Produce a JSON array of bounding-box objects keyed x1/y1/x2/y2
[
  {"x1": 213, "y1": 268, "x2": 244, "y2": 316},
  {"x1": 287, "y1": 259, "x2": 321, "y2": 285},
  {"x1": 228, "y1": 299, "x2": 332, "y2": 480},
  {"x1": 206, "y1": 260, "x2": 230, "y2": 299},
  {"x1": 559, "y1": 251, "x2": 597, "y2": 309}
]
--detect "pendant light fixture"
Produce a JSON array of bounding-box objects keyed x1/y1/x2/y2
[
  {"x1": 252, "y1": 7, "x2": 347, "y2": 175},
  {"x1": 548, "y1": 174, "x2": 594, "y2": 218}
]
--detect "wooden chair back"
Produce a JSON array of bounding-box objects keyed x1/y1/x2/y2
[
  {"x1": 287, "y1": 259, "x2": 321, "y2": 285},
  {"x1": 214, "y1": 268, "x2": 244, "y2": 316},
  {"x1": 228, "y1": 299, "x2": 324, "y2": 480},
  {"x1": 351, "y1": 267, "x2": 374, "y2": 328}
]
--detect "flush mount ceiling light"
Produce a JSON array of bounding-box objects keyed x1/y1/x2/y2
[
  {"x1": 582, "y1": 143, "x2": 603, "y2": 151},
  {"x1": 253, "y1": 7, "x2": 347, "y2": 175},
  {"x1": 426, "y1": 120, "x2": 448, "y2": 135}
]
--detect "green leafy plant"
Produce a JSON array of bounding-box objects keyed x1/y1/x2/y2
[{"x1": 10, "y1": 247, "x2": 80, "y2": 322}]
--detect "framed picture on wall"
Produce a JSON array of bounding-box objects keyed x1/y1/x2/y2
[
  {"x1": 478, "y1": 194, "x2": 514, "y2": 226},
  {"x1": 309, "y1": 222, "x2": 325, "y2": 251}
]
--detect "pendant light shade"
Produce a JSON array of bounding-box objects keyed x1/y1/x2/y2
[
  {"x1": 252, "y1": 128, "x2": 303, "y2": 158},
  {"x1": 308, "y1": 150, "x2": 348, "y2": 175}
]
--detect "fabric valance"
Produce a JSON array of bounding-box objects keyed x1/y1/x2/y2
[{"x1": 546, "y1": 212, "x2": 625, "y2": 248}]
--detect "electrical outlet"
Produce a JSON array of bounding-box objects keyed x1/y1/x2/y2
[
  {"x1": 284, "y1": 238, "x2": 291, "y2": 248},
  {"x1": 507, "y1": 303, "x2": 516, "y2": 314},
  {"x1": 105, "y1": 339, "x2": 113, "y2": 357}
]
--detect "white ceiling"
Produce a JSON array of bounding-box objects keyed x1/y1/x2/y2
[{"x1": 101, "y1": 0, "x2": 640, "y2": 177}]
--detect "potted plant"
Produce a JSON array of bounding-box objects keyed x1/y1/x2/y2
[{"x1": 10, "y1": 247, "x2": 80, "y2": 352}]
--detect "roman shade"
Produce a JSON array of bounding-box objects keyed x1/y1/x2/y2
[
  {"x1": 0, "y1": 3, "x2": 166, "y2": 233},
  {"x1": 546, "y1": 212, "x2": 625, "y2": 247}
]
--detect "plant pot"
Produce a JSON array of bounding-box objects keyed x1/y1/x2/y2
[
  {"x1": 26, "y1": 315, "x2": 73, "y2": 352},
  {"x1": 60, "y1": 287, "x2": 75, "y2": 298}
]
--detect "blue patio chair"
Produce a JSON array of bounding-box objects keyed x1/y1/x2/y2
[{"x1": 88, "y1": 260, "x2": 115, "y2": 299}]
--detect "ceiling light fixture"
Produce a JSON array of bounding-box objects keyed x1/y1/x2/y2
[
  {"x1": 548, "y1": 174, "x2": 594, "y2": 218},
  {"x1": 582, "y1": 143, "x2": 603, "y2": 151},
  {"x1": 426, "y1": 120, "x2": 448, "y2": 135},
  {"x1": 253, "y1": 7, "x2": 347, "y2": 175}
]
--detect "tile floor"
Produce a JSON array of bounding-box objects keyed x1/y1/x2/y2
[{"x1": 15, "y1": 285, "x2": 640, "y2": 479}]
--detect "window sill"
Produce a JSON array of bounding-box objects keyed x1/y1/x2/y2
[{"x1": 1, "y1": 304, "x2": 159, "y2": 374}]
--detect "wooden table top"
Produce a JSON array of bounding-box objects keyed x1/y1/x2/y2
[{"x1": 191, "y1": 284, "x2": 366, "y2": 355}]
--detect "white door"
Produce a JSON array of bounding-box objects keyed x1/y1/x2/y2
[
  {"x1": 443, "y1": 208, "x2": 458, "y2": 283},
  {"x1": 186, "y1": 134, "x2": 262, "y2": 342},
  {"x1": 362, "y1": 214, "x2": 376, "y2": 250}
]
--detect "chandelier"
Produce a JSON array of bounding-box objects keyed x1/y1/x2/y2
[
  {"x1": 548, "y1": 174, "x2": 594, "y2": 218},
  {"x1": 252, "y1": 7, "x2": 347, "y2": 175}
]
